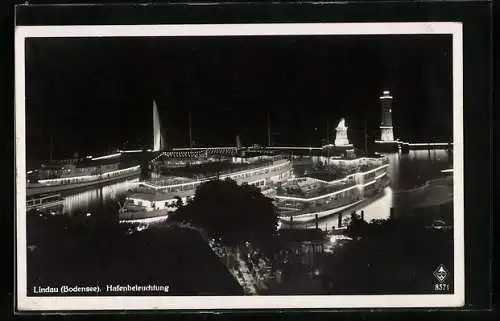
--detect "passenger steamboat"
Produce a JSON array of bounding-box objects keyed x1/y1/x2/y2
[
  {"x1": 118, "y1": 153, "x2": 293, "y2": 223},
  {"x1": 275, "y1": 155, "x2": 391, "y2": 223}
]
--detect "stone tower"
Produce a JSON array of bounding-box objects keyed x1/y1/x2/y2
[{"x1": 379, "y1": 90, "x2": 394, "y2": 141}]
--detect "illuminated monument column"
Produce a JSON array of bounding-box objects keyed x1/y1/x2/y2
[
  {"x1": 379, "y1": 90, "x2": 395, "y2": 141},
  {"x1": 334, "y1": 118, "x2": 350, "y2": 146},
  {"x1": 153, "y1": 100, "x2": 163, "y2": 151}
]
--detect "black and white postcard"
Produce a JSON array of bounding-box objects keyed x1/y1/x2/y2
[{"x1": 15, "y1": 22, "x2": 464, "y2": 310}]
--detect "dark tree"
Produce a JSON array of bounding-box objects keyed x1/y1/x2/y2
[
  {"x1": 321, "y1": 207, "x2": 454, "y2": 294},
  {"x1": 168, "y1": 178, "x2": 278, "y2": 246},
  {"x1": 345, "y1": 212, "x2": 370, "y2": 240},
  {"x1": 26, "y1": 211, "x2": 244, "y2": 295}
]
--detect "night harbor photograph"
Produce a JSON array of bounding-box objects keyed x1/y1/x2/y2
[{"x1": 16, "y1": 24, "x2": 462, "y2": 309}]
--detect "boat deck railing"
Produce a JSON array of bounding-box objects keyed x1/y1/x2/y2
[
  {"x1": 163, "y1": 158, "x2": 281, "y2": 179},
  {"x1": 143, "y1": 159, "x2": 292, "y2": 191},
  {"x1": 276, "y1": 194, "x2": 361, "y2": 217},
  {"x1": 123, "y1": 203, "x2": 150, "y2": 212},
  {"x1": 37, "y1": 165, "x2": 140, "y2": 185}
]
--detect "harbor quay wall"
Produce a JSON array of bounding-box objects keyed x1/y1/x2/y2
[{"x1": 374, "y1": 141, "x2": 453, "y2": 152}]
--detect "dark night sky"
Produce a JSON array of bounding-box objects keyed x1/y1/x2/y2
[{"x1": 25, "y1": 34, "x2": 452, "y2": 161}]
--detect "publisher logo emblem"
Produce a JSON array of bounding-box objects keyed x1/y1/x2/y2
[{"x1": 433, "y1": 264, "x2": 448, "y2": 283}]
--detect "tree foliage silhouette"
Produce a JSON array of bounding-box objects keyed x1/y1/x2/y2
[
  {"x1": 26, "y1": 211, "x2": 244, "y2": 295},
  {"x1": 321, "y1": 206, "x2": 454, "y2": 294},
  {"x1": 169, "y1": 178, "x2": 278, "y2": 246}
]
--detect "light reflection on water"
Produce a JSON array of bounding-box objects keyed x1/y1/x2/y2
[
  {"x1": 62, "y1": 178, "x2": 139, "y2": 216},
  {"x1": 362, "y1": 186, "x2": 393, "y2": 221}
]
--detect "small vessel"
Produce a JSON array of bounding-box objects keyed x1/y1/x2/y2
[
  {"x1": 26, "y1": 193, "x2": 64, "y2": 215},
  {"x1": 118, "y1": 193, "x2": 179, "y2": 224}
]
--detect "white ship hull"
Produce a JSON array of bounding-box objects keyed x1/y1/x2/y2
[{"x1": 118, "y1": 208, "x2": 170, "y2": 223}]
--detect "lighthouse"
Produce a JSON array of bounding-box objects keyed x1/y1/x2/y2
[{"x1": 379, "y1": 90, "x2": 394, "y2": 141}]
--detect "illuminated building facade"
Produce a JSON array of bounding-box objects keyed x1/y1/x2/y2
[{"x1": 379, "y1": 90, "x2": 394, "y2": 141}]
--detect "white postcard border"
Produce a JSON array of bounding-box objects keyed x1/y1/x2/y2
[{"x1": 15, "y1": 22, "x2": 464, "y2": 311}]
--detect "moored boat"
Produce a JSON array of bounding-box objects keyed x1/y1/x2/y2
[
  {"x1": 26, "y1": 157, "x2": 141, "y2": 197},
  {"x1": 118, "y1": 157, "x2": 294, "y2": 223},
  {"x1": 117, "y1": 191, "x2": 193, "y2": 223},
  {"x1": 275, "y1": 156, "x2": 391, "y2": 222}
]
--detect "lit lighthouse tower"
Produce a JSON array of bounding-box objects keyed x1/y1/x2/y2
[{"x1": 379, "y1": 90, "x2": 394, "y2": 141}]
